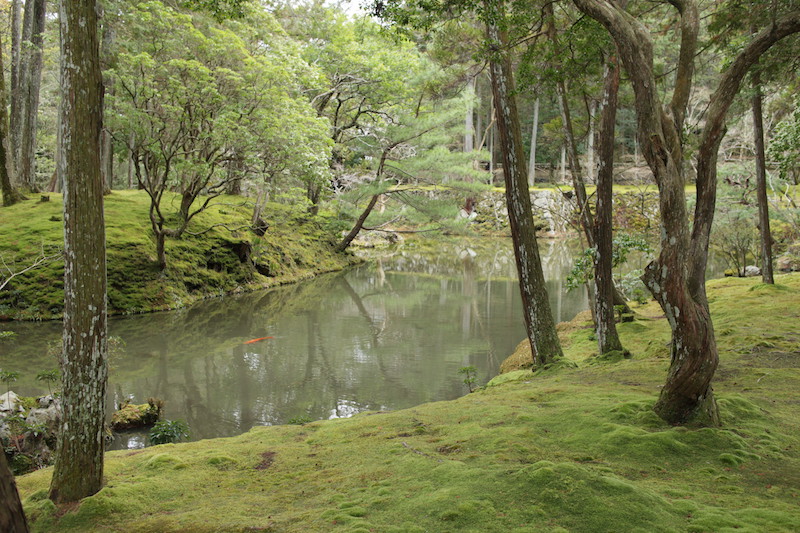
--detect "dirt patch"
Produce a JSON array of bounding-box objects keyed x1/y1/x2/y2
[
  {"x1": 745, "y1": 351, "x2": 800, "y2": 368},
  {"x1": 255, "y1": 451, "x2": 276, "y2": 470}
]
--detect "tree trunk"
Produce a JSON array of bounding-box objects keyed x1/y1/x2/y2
[
  {"x1": 465, "y1": 77, "x2": 475, "y2": 152},
  {"x1": 0, "y1": 451, "x2": 28, "y2": 533},
  {"x1": 574, "y1": 0, "x2": 800, "y2": 426},
  {"x1": 127, "y1": 132, "x2": 135, "y2": 189},
  {"x1": 48, "y1": 0, "x2": 108, "y2": 504},
  {"x1": 307, "y1": 182, "x2": 321, "y2": 216},
  {"x1": 573, "y1": 0, "x2": 721, "y2": 426},
  {"x1": 751, "y1": 72, "x2": 773, "y2": 284},
  {"x1": 9, "y1": 0, "x2": 23, "y2": 182},
  {"x1": 17, "y1": 0, "x2": 46, "y2": 192},
  {"x1": 528, "y1": 97, "x2": 539, "y2": 186},
  {"x1": 155, "y1": 229, "x2": 167, "y2": 271},
  {"x1": 101, "y1": 128, "x2": 113, "y2": 194},
  {"x1": 0, "y1": 33, "x2": 24, "y2": 206},
  {"x1": 486, "y1": 13, "x2": 563, "y2": 367},
  {"x1": 586, "y1": 101, "x2": 595, "y2": 184},
  {"x1": 337, "y1": 194, "x2": 380, "y2": 252},
  {"x1": 546, "y1": 1, "x2": 593, "y2": 244},
  {"x1": 593, "y1": 56, "x2": 625, "y2": 356}
]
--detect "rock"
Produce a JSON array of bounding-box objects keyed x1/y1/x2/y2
[
  {"x1": 111, "y1": 398, "x2": 163, "y2": 431},
  {"x1": 25, "y1": 403, "x2": 62, "y2": 436},
  {"x1": 744, "y1": 265, "x2": 761, "y2": 277},
  {"x1": 776, "y1": 252, "x2": 800, "y2": 272},
  {"x1": 37, "y1": 395, "x2": 57, "y2": 408},
  {"x1": 0, "y1": 391, "x2": 21, "y2": 414}
]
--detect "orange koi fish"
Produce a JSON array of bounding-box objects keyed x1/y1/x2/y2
[{"x1": 243, "y1": 336, "x2": 274, "y2": 344}]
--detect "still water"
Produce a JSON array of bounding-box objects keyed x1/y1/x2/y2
[{"x1": 1, "y1": 237, "x2": 593, "y2": 448}]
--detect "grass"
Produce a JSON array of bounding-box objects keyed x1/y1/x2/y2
[
  {"x1": 15, "y1": 273, "x2": 800, "y2": 532},
  {"x1": 0, "y1": 191, "x2": 357, "y2": 320}
]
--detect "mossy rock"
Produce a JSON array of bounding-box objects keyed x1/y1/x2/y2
[{"x1": 110, "y1": 399, "x2": 163, "y2": 431}]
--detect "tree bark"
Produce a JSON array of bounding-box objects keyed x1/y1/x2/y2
[
  {"x1": 9, "y1": 0, "x2": 23, "y2": 181},
  {"x1": 337, "y1": 194, "x2": 380, "y2": 252},
  {"x1": 0, "y1": 451, "x2": 28, "y2": 533},
  {"x1": 49, "y1": 0, "x2": 108, "y2": 503},
  {"x1": 486, "y1": 12, "x2": 563, "y2": 367},
  {"x1": 751, "y1": 72, "x2": 773, "y2": 284},
  {"x1": 528, "y1": 97, "x2": 539, "y2": 186},
  {"x1": 574, "y1": 0, "x2": 800, "y2": 425},
  {"x1": 0, "y1": 32, "x2": 24, "y2": 206},
  {"x1": 17, "y1": 0, "x2": 46, "y2": 192},
  {"x1": 465, "y1": 77, "x2": 475, "y2": 152},
  {"x1": 101, "y1": 128, "x2": 113, "y2": 194},
  {"x1": 593, "y1": 56, "x2": 625, "y2": 356}
]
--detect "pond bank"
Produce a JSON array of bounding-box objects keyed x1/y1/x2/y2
[
  {"x1": 16, "y1": 273, "x2": 800, "y2": 532},
  {"x1": 0, "y1": 191, "x2": 359, "y2": 320}
]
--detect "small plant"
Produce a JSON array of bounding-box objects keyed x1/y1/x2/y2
[
  {"x1": 458, "y1": 365, "x2": 478, "y2": 393},
  {"x1": 148, "y1": 419, "x2": 190, "y2": 445},
  {"x1": 0, "y1": 370, "x2": 20, "y2": 399},
  {"x1": 287, "y1": 415, "x2": 313, "y2": 425},
  {"x1": 0, "y1": 331, "x2": 17, "y2": 341},
  {"x1": 36, "y1": 369, "x2": 60, "y2": 396}
]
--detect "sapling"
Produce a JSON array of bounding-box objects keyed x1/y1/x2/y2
[
  {"x1": 0, "y1": 370, "x2": 20, "y2": 400},
  {"x1": 36, "y1": 369, "x2": 60, "y2": 396},
  {"x1": 458, "y1": 365, "x2": 478, "y2": 393}
]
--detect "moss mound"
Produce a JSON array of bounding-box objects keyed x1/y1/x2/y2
[{"x1": 0, "y1": 191, "x2": 357, "y2": 320}]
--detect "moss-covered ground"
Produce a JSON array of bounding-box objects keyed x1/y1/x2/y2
[
  {"x1": 15, "y1": 273, "x2": 800, "y2": 532},
  {"x1": 0, "y1": 191, "x2": 357, "y2": 320}
]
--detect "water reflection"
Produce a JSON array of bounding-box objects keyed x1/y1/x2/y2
[{"x1": 1, "y1": 237, "x2": 589, "y2": 447}]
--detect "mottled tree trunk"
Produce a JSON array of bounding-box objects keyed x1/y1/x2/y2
[
  {"x1": 49, "y1": 0, "x2": 108, "y2": 504},
  {"x1": 593, "y1": 57, "x2": 625, "y2": 356},
  {"x1": 486, "y1": 15, "x2": 563, "y2": 367},
  {"x1": 751, "y1": 73, "x2": 773, "y2": 284},
  {"x1": 18, "y1": 0, "x2": 46, "y2": 191}
]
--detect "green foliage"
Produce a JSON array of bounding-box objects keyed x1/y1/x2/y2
[
  {"x1": 458, "y1": 365, "x2": 478, "y2": 393},
  {"x1": 566, "y1": 234, "x2": 653, "y2": 299},
  {"x1": 148, "y1": 420, "x2": 190, "y2": 445},
  {"x1": 0, "y1": 331, "x2": 16, "y2": 341},
  {"x1": 712, "y1": 206, "x2": 759, "y2": 277},
  {"x1": 35, "y1": 370, "x2": 60, "y2": 396},
  {"x1": 0, "y1": 370, "x2": 20, "y2": 396},
  {"x1": 287, "y1": 415, "x2": 313, "y2": 425},
  {"x1": 768, "y1": 95, "x2": 800, "y2": 185},
  {"x1": 105, "y1": 1, "x2": 331, "y2": 234}
]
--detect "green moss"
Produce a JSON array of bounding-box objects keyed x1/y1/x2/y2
[
  {"x1": 0, "y1": 191, "x2": 357, "y2": 320},
  {"x1": 14, "y1": 273, "x2": 800, "y2": 532}
]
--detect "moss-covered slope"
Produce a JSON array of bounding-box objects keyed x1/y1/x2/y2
[
  {"x1": 15, "y1": 274, "x2": 800, "y2": 532},
  {"x1": 0, "y1": 191, "x2": 356, "y2": 319}
]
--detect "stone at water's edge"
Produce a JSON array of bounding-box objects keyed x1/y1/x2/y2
[
  {"x1": 0, "y1": 391, "x2": 22, "y2": 414},
  {"x1": 0, "y1": 392, "x2": 62, "y2": 474}
]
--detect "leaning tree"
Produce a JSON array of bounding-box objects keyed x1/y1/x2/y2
[{"x1": 572, "y1": 0, "x2": 800, "y2": 425}]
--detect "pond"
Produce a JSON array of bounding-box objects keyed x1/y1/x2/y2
[{"x1": 0, "y1": 236, "x2": 690, "y2": 449}]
